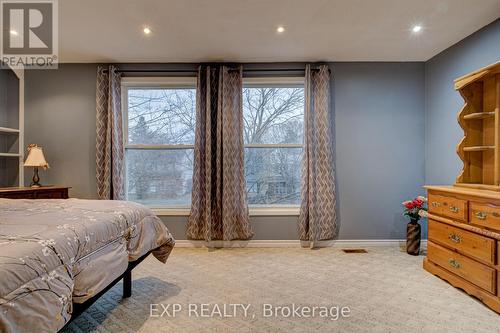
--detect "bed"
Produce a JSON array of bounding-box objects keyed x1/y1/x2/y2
[{"x1": 0, "y1": 198, "x2": 175, "y2": 332}]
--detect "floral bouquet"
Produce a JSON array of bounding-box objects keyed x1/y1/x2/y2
[{"x1": 402, "y1": 196, "x2": 428, "y2": 222}]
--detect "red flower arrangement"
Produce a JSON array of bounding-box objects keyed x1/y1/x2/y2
[{"x1": 402, "y1": 196, "x2": 427, "y2": 222}]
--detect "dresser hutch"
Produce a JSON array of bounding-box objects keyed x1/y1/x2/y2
[{"x1": 424, "y1": 61, "x2": 500, "y2": 312}]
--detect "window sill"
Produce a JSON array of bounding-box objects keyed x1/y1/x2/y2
[
  {"x1": 249, "y1": 206, "x2": 300, "y2": 216},
  {"x1": 151, "y1": 206, "x2": 300, "y2": 217},
  {"x1": 151, "y1": 207, "x2": 191, "y2": 216}
]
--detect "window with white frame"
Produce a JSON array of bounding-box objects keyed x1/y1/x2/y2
[
  {"x1": 243, "y1": 78, "x2": 305, "y2": 206},
  {"x1": 123, "y1": 76, "x2": 305, "y2": 209},
  {"x1": 123, "y1": 77, "x2": 196, "y2": 207}
]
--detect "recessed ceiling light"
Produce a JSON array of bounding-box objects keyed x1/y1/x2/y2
[
  {"x1": 276, "y1": 26, "x2": 285, "y2": 33},
  {"x1": 10, "y1": 30, "x2": 18, "y2": 36},
  {"x1": 143, "y1": 27, "x2": 152, "y2": 35},
  {"x1": 412, "y1": 25, "x2": 422, "y2": 33}
]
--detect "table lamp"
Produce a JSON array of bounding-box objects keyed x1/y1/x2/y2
[{"x1": 24, "y1": 144, "x2": 49, "y2": 188}]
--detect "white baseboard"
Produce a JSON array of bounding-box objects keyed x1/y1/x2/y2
[
  {"x1": 174, "y1": 239, "x2": 428, "y2": 249},
  {"x1": 175, "y1": 240, "x2": 300, "y2": 248}
]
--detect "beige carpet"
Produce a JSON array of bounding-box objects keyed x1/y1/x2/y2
[{"x1": 62, "y1": 247, "x2": 500, "y2": 333}]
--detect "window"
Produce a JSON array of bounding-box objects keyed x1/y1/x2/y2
[
  {"x1": 123, "y1": 78, "x2": 196, "y2": 207},
  {"x1": 243, "y1": 78, "x2": 305, "y2": 206},
  {"x1": 123, "y1": 76, "x2": 304, "y2": 210}
]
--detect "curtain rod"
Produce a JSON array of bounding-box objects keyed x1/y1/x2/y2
[{"x1": 102, "y1": 67, "x2": 328, "y2": 74}]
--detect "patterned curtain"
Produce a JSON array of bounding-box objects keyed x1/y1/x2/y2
[
  {"x1": 298, "y1": 65, "x2": 337, "y2": 245},
  {"x1": 187, "y1": 65, "x2": 253, "y2": 241},
  {"x1": 95, "y1": 65, "x2": 125, "y2": 200}
]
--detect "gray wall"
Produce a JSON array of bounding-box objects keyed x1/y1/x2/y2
[
  {"x1": 334, "y1": 63, "x2": 425, "y2": 239},
  {"x1": 163, "y1": 215, "x2": 300, "y2": 241},
  {"x1": 24, "y1": 62, "x2": 426, "y2": 240},
  {"x1": 24, "y1": 64, "x2": 98, "y2": 198},
  {"x1": 425, "y1": 19, "x2": 500, "y2": 185}
]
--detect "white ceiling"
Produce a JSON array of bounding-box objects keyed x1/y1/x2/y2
[{"x1": 59, "y1": 0, "x2": 500, "y2": 63}]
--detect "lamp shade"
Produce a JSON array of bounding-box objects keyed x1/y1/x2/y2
[{"x1": 24, "y1": 144, "x2": 49, "y2": 168}]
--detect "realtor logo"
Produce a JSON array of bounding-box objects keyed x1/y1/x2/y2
[{"x1": 1, "y1": 0, "x2": 58, "y2": 69}]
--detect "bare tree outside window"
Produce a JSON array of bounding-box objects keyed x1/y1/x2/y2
[{"x1": 243, "y1": 86, "x2": 305, "y2": 205}]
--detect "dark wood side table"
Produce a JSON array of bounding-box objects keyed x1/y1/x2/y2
[{"x1": 0, "y1": 186, "x2": 70, "y2": 199}]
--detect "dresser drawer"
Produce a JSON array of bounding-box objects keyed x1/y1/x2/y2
[
  {"x1": 470, "y1": 202, "x2": 500, "y2": 232},
  {"x1": 428, "y1": 241, "x2": 496, "y2": 293},
  {"x1": 0, "y1": 192, "x2": 35, "y2": 199},
  {"x1": 0, "y1": 187, "x2": 69, "y2": 199},
  {"x1": 428, "y1": 193, "x2": 467, "y2": 222},
  {"x1": 428, "y1": 219, "x2": 495, "y2": 265},
  {"x1": 34, "y1": 190, "x2": 65, "y2": 199}
]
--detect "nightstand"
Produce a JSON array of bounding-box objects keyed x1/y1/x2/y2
[{"x1": 0, "y1": 186, "x2": 70, "y2": 199}]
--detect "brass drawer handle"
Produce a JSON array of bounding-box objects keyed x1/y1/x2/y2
[
  {"x1": 475, "y1": 211, "x2": 487, "y2": 220},
  {"x1": 448, "y1": 233, "x2": 461, "y2": 243},
  {"x1": 449, "y1": 206, "x2": 459, "y2": 213},
  {"x1": 431, "y1": 201, "x2": 441, "y2": 207},
  {"x1": 448, "y1": 259, "x2": 461, "y2": 269}
]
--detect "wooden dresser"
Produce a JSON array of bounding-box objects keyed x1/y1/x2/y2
[
  {"x1": 424, "y1": 61, "x2": 500, "y2": 313},
  {"x1": 0, "y1": 186, "x2": 70, "y2": 199},
  {"x1": 424, "y1": 186, "x2": 500, "y2": 312}
]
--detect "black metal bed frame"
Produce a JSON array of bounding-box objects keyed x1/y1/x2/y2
[{"x1": 60, "y1": 249, "x2": 154, "y2": 330}]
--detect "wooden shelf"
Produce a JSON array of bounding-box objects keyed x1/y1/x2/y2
[
  {"x1": 454, "y1": 182, "x2": 500, "y2": 191},
  {"x1": 463, "y1": 112, "x2": 495, "y2": 120},
  {"x1": 455, "y1": 62, "x2": 500, "y2": 187},
  {"x1": 462, "y1": 146, "x2": 495, "y2": 152},
  {"x1": 0, "y1": 153, "x2": 20, "y2": 157},
  {"x1": 455, "y1": 61, "x2": 500, "y2": 90}
]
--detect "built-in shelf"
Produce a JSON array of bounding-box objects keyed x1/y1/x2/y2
[
  {"x1": 0, "y1": 127, "x2": 19, "y2": 134},
  {"x1": 463, "y1": 112, "x2": 495, "y2": 120},
  {"x1": 0, "y1": 153, "x2": 20, "y2": 157},
  {"x1": 462, "y1": 146, "x2": 495, "y2": 152},
  {"x1": 0, "y1": 67, "x2": 22, "y2": 187}
]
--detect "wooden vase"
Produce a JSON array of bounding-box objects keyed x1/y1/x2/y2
[{"x1": 406, "y1": 219, "x2": 421, "y2": 255}]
